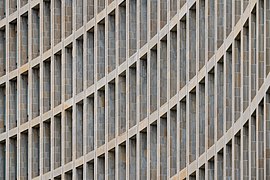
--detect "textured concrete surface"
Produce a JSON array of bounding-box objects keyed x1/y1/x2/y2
[{"x1": 0, "y1": 0, "x2": 270, "y2": 179}]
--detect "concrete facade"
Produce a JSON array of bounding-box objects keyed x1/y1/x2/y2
[{"x1": 0, "y1": 0, "x2": 270, "y2": 179}]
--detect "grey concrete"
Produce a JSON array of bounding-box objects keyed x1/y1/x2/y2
[{"x1": 0, "y1": 0, "x2": 269, "y2": 179}]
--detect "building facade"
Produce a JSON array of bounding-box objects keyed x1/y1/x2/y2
[{"x1": 0, "y1": 0, "x2": 270, "y2": 179}]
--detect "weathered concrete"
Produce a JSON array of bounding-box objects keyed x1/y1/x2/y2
[{"x1": 0, "y1": 0, "x2": 270, "y2": 179}]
